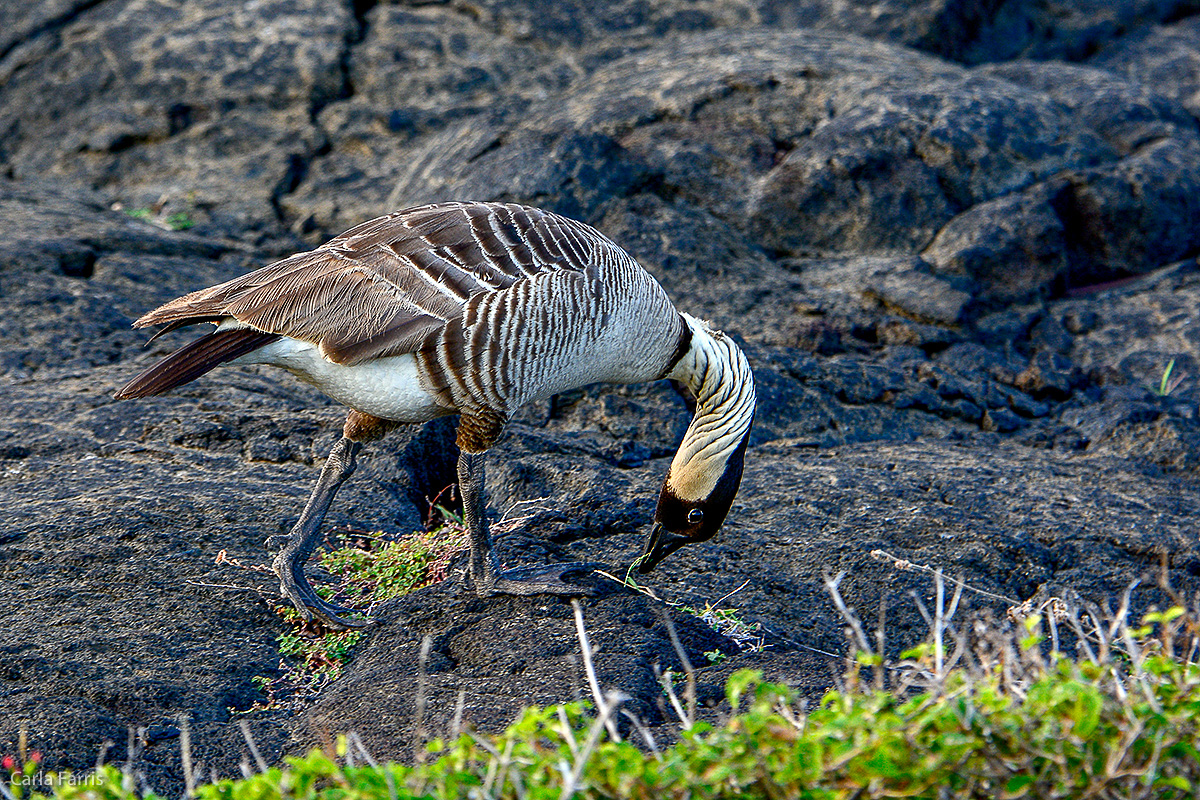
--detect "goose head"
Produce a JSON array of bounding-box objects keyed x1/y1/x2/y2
[
  {"x1": 636, "y1": 314, "x2": 755, "y2": 574},
  {"x1": 638, "y1": 432, "x2": 750, "y2": 573}
]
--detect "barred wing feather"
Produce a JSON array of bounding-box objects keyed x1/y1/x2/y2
[{"x1": 132, "y1": 202, "x2": 604, "y2": 366}]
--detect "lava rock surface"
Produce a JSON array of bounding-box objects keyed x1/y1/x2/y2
[{"x1": 2, "y1": 0, "x2": 1200, "y2": 788}]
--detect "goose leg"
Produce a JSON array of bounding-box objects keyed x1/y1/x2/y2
[
  {"x1": 457, "y1": 450, "x2": 599, "y2": 596},
  {"x1": 269, "y1": 436, "x2": 371, "y2": 630}
]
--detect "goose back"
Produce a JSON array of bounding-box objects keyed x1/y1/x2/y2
[{"x1": 134, "y1": 202, "x2": 687, "y2": 437}]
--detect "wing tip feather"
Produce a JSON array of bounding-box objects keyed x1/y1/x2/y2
[{"x1": 114, "y1": 328, "x2": 279, "y2": 400}]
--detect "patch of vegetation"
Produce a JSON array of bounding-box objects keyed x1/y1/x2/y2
[
  {"x1": 257, "y1": 623, "x2": 366, "y2": 707},
  {"x1": 1154, "y1": 358, "x2": 1186, "y2": 396},
  {"x1": 123, "y1": 207, "x2": 196, "y2": 231},
  {"x1": 246, "y1": 524, "x2": 469, "y2": 710},
  {"x1": 15, "y1": 601, "x2": 1200, "y2": 799},
  {"x1": 164, "y1": 212, "x2": 196, "y2": 231},
  {"x1": 13, "y1": 567, "x2": 1199, "y2": 799},
  {"x1": 601, "y1": 568, "x2": 767, "y2": 656},
  {"x1": 120, "y1": 204, "x2": 196, "y2": 231},
  {"x1": 319, "y1": 527, "x2": 469, "y2": 608},
  {"x1": 680, "y1": 603, "x2": 766, "y2": 653}
]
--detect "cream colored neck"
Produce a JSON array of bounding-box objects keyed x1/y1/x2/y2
[{"x1": 665, "y1": 314, "x2": 756, "y2": 501}]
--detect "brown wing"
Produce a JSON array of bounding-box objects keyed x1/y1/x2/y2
[
  {"x1": 133, "y1": 202, "x2": 608, "y2": 365},
  {"x1": 114, "y1": 328, "x2": 279, "y2": 400}
]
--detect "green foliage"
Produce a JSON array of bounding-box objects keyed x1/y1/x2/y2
[
  {"x1": 704, "y1": 649, "x2": 727, "y2": 665},
  {"x1": 265, "y1": 625, "x2": 366, "y2": 703},
  {"x1": 680, "y1": 603, "x2": 765, "y2": 653},
  {"x1": 122, "y1": 208, "x2": 195, "y2": 231},
  {"x1": 602, "y1": 567, "x2": 764, "y2": 656},
  {"x1": 164, "y1": 212, "x2": 195, "y2": 231},
  {"x1": 244, "y1": 526, "x2": 468, "y2": 709},
  {"x1": 16, "y1": 608, "x2": 1200, "y2": 800},
  {"x1": 1, "y1": 752, "x2": 46, "y2": 800},
  {"x1": 318, "y1": 527, "x2": 467, "y2": 607},
  {"x1": 1154, "y1": 358, "x2": 1185, "y2": 396}
]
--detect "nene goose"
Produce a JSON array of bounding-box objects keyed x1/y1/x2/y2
[{"x1": 115, "y1": 202, "x2": 756, "y2": 629}]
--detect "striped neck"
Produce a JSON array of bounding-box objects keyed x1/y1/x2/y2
[{"x1": 664, "y1": 313, "x2": 756, "y2": 502}]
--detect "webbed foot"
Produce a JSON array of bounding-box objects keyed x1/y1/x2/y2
[
  {"x1": 266, "y1": 435, "x2": 372, "y2": 630},
  {"x1": 272, "y1": 546, "x2": 373, "y2": 630},
  {"x1": 469, "y1": 561, "x2": 604, "y2": 597}
]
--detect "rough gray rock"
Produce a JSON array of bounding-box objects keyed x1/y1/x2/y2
[
  {"x1": 923, "y1": 184, "x2": 1069, "y2": 307},
  {"x1": 2, "y1": 0, "x2": 1200, "y2": 791},
  {"x1": 923, "y1": 128, "x2": 1200, "y2": 306},
  {"x1": 364, "y1": 30, "x2": 1112, "y2": 254},
  {"x1": 1090, "y1": 16, "x2": 1200, "y2": 116},
  {"x1": 980, "y1": 60, "x2": 1200, "y2": 155},
  {"x1": 296, "y1": 25, "x2": 1200, "y2": 313},
  {"x1": 0, "y1": 0, "x2": 353, "y2": 243},
  {"x1": 742, "y1": 0, "x2": 1196, "y2": 66},
  {"x1": 934, "y1": 0, "x2": 1199, "y2": 64},
  {"x1": 297, "y1": 582, "x2": 797, "y2": 758}
]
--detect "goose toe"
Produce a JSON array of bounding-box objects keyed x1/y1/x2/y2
[
  {"x1": 473, "y1": 561, "x2": 604, "y2": 598},
  {"x1": 272, "y1": 551, "x2": 374, "y2": 630}
]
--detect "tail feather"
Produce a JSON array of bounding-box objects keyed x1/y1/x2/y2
[{"x1": 115, "y1": 328, "x2": 280, "y2": 400}]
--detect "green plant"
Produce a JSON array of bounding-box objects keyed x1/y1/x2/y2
[
  {"x1": 16, "y1": 598, "x2": 1200, "y2": 800},
  {"x1": 680, "y1": 603, "x2": 766, "y2": 653},
  {"x1": 318, "y1": 526, "x2": 468, "y2": 607},
  {"x1": 1, "y1": 750, "x2": 44, "y2": 800},
  {"x1": 164, "y1": 212, "x2": 195, "y2": 231},
  {"x1": 599, "y1": 568, "x2": 766, "y2": 656},
  {"x1": 122, "y1": 207, "x2": 195, "y2": 231},
  {"x1": 240, "y1": 523, "x2": 469, "y2": 710},
  {"x1": 1155, "y1": 359, "x2": 1186, "y2": 396}
]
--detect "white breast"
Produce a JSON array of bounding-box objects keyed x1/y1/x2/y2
[{"x1": 231, "y1": 336, "x2": 447, "y2": 423}]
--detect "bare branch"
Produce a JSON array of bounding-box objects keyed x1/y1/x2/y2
[
  {"x1": 238, "y1": 720, "x2": 268, "y2": 774},
  {"x1": 824, "y1": 571, "x2": 872, "y2": 654},
  {"x1": 571, "y1": 600, "x2": 620, "y2": 741},
  {"x1": 657, "y1": 608, "x2": 696, "y2": 727},
  {"x1": 414, "y1": 634, "x2": 433, "y2": 763},
  {"x1": 620, "y1": 709, "x2": 662, "y2": 761},
  {"x1": 179, "y1": 713, "x2": 195, "y2": 799}
]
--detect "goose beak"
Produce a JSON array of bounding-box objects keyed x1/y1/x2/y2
[{"x1": 636, "y1": 522, "x2": 690, "y2": 574}]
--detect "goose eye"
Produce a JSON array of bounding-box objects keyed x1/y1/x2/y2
[{"x1": 687, "y1": 508, "x2": 704, "y2": 524}]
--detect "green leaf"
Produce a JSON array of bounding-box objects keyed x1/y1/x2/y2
[
  {"x1": 1073, "y1": 689, "x2": 1103, "y2": 738},
  {"x1": 725, "y1": 668, "x2": 762, "y2": 711},
  {"x1": 1156, "y1": 775, "x2": 1192, "y2": 791},
  {"x1": 1005, "y1": 774, "x2": 1036, "y2": 793}
]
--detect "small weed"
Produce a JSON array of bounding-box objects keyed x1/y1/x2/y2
[
  {"x1": 264, "y1": 623, "x2": 366, "y2": 705},
  {"x1": 1154, "y1": 358, "x2": 1186, "y2": 396},
  {"x1": 599, "y1": 568, "x2": 767, "y2": 654},
  {"x1": 164, "y1": 212, "x2": 195, "y2": 231},
  {"x1": 680, "y1": 603, "x2": 767, "y2": 653},
  {"x1": 119, "y1": 203, "x2": 196, "y2": 231},
  {"x1": 1, "y1": 749, "x2": 43, "y2": 800}
]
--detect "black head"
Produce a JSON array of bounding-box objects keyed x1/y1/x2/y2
[{"x1": 637, "y1": 434, "x2": 748, "y2": 573}]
